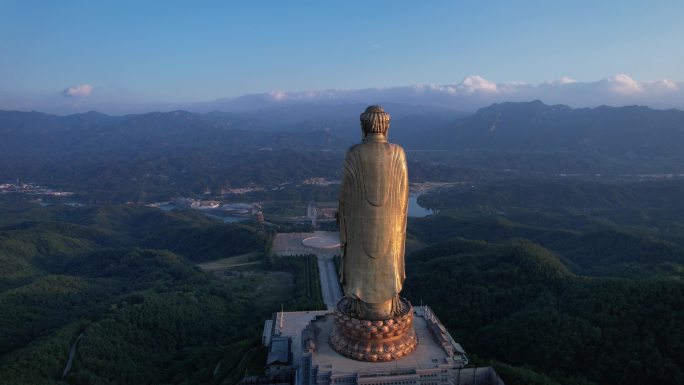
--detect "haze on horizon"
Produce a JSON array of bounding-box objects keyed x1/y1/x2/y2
[{"x1": 1, "y1": 0, "x2": 683, "y2": 114}]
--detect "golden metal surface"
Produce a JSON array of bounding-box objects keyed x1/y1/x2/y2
[{"x1": 338, "y1": 106, "x2": 409, "y2": 320}]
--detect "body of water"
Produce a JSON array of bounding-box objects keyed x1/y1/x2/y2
[{"x1": 408, "y1": 194, "x2": 432, "y2": 217}]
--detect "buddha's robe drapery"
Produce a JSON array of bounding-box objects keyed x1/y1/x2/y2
[{"x1": 338, "y1": 133, "x2": 408, "y2": 305}]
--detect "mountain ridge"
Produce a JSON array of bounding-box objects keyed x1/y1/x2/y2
[{"x1": 3, "y1": 101, "x2": 684, "y2": 201}]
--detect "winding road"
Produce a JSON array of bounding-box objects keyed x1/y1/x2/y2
[{"x1": 62, "y1": 332, "x2": 84, "y2": 378}]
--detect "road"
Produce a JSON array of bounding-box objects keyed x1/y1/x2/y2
[
  {"x1": 317, "y1": 256, "x2": 343, "y2": 310},
  {"x1": 62, "y1": 332, "x2": 84, "y2": 378},
  {"x1": 197, "y1": 260, "x2": 261, "y2": 271},
  {"x1": 195, "y1": 252, "x2": 261, "y2": 271}
]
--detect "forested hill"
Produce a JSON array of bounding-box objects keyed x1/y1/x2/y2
[
  {"x1": 450, "y1": 101, "x2": 684, "y2": 155},
  {"x1": 0, "y1": 109, "x2": 342, "y2": 157},
  {"x1": 418, "y1": 179, "x2": 684, "y2": 210},
  {"x1": 0, "y1": 198, "x2": 322, "y2": 385},
  {"x1": 403, "y1": 180, "x2": 684, "y2": 384},
  {"x1": 403, "y1": 237, "x2": 684, "y2": 385}
]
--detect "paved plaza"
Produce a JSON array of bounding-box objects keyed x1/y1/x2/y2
[{"x1": 272, "y1": 231, "x2": 341, "y2": 258}]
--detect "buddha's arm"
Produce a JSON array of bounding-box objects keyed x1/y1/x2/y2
[
  {"x1": 338, "y1": 153, "x2": 353, "y2": 284},
  {"x1": 400, "y1": 148, "x2": 409, "y2": 217},
  {"x1": 399, "y1": 147, "x2": 409, "y2": 282}
]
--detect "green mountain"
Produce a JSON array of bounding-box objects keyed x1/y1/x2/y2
[
  {"x1": 0, "y1": 199, "x2": 322, "y2": 385},
  {"x1": 451, "y1": 101, "x2": 684, "y2": 156},
  {"x1": 403, "y1": 179, "x2": 684, "y2": 384},
  {"x1": 404, "y1": 233, "x2": 684, "y2": 385}
]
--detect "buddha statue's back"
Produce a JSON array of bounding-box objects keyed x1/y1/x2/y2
[{"x1": 331, "y1": 105, "x2": 417, "y2": 362}]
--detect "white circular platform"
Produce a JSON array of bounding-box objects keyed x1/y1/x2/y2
[{"x1": 302, "y1": 232, "x2": 341, "y2": 249}]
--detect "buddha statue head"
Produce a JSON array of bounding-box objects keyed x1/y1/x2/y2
[{"x1": 360, "y1": 105, "x2": 390, "y2": 138}]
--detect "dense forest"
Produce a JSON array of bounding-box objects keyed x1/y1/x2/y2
[
  {"x1": 0, "y1": 196, "x2": 323, "y2": 385},
  {"x1": 3, "y1": 178, "x2": 684, "y2": 384},
  {"x1": 403, "y1": 179, "x2": 684, "y2": 385}
]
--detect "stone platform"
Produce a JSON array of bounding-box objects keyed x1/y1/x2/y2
[{"x1": 261, "y1": 306, "x2": 505, "y2": 385}]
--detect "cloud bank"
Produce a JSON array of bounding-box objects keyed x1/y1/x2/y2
[
  {"x1": 214, "y1": 74, "x2": 683, "y2": 112},
  {"x1": 2, "y1": 75, "x2": 683, "y2": 115}
]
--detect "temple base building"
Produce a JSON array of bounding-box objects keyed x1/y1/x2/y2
[{"x1": 261, "y1": 306, "x2": 504, "y2": 385}]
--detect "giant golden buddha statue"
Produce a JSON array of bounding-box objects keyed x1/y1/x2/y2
[
  {"x1": 338, "y1": 105, "x2": 409, "y2": 320},
  {"x1": 330, "y1": 105, "x2": 417, "y2": 362}
]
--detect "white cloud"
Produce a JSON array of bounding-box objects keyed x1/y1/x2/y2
[
  {"x1": 545, "y1": 76, "x2": 577, "y2": 85},
  {"x1": 414, "y1": 75, "x2": 502, "y2": 95},
  {"x1": 458, "y1": 75, "x2": 499, "y2": 93},
  {"x1": 270, "y1": 91, "x2": 287, "y2": 101},
  {"x1": 7, "y1": 74, "x2": 683, "y2": 114},
  {"x1": 245, "y1": 75, "x2": 683, "y2": 111},
  {"x1": 646, "y1": 79, "x2": 679, "y2": 92},
  {"x1": 418, "y1": 84, "x2": 457, "y2": 95},
  {"x1": 603, "y1": 74, "x2": 643, "y2": 94},
  {"x1": 63, "y1": 84, "x2": 93, "y2": 97}
]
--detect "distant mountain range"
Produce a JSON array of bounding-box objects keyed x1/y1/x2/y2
[
  {"x1": 451, "y1": 101, "x2": 684, "y2": 155},
  {"x1": 1, "y1": 101, "x2": 684, "y2": 200},
  {"x1": 0, "y1": 109, "x2": 340, "y2": 157},
  {"x1": 4, "y1": 100, "x2": 684, "y2": 153}
]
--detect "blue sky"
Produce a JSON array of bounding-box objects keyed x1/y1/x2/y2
[{"x1": 1, "y1": 0, "x2": 683, "y2": 112}]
